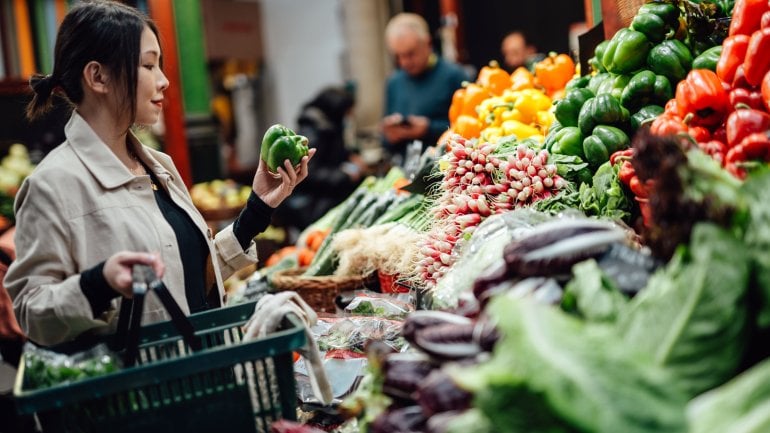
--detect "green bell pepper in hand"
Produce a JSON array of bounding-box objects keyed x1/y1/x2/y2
[
  {"x1": 582, "y1": 125, "x2": 631, "y2": 166},
  {"x1": 547, "y1": 126, "x2": 585, "y2": 159},
  {"x1": 630, "y1": 104, "x2": 664, "y2": 130},
  {"x1": 602, "y1": 28, "x2": 652, "y2": 74},
  {"x1": 555, "y1": 88, "x2": 594, "y2": 127},
  {"x1": 261, "y1": 124, "x2": 309, "y2": 172},
  {"x1": 692, "y1": 45, "x2": 722, "y2": 72},
  {"x1": 647, "y1": 39, "x2": 693, "y2": 83},
  {"x1": 620, "y1": 70, "x2": 673, "y2": 111},
  {"x1": 578, "y1": 94, "x2": 630, "y2": 136}
]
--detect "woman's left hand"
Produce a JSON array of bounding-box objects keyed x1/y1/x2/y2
[{"x1": 252, "y1": 148, "x2": 316, "y2": 208}]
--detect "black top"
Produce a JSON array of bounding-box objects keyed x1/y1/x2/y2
[{"x1": 81, "y1": 171, "x2": 272, "y2": 317}]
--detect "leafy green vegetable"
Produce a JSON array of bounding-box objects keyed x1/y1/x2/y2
[
  {"x1": 453, "y1": 297, "x2": 688, "y2": 433},
  {"x1": 577, "y1": 160, "x2": 632, "y2": 221},
  {"x1": 445, "y1": 409, "x2": 495, "y2": 433},
  {"x1": 619, "y1": 223, "x2": 750, "y2": 397},
  {"x1": 562, "y1": 259, "x2": 628, "y2": 323},
  {"x1": 738, "y1": 172, "x2": 770, "y2": 329},
  {"x1": 687, "y1": 358, "x2": 770, "y2": 433},
  {"x1": 549, "y1": 153, "x2": 593, "y2": 186}
]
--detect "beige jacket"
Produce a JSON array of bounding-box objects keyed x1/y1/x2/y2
[{"x1": 5, "y1": 112, "x2": 258, "y2": 346}]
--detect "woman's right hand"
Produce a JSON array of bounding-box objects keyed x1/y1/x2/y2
[{"x1": 103, "y1": 252, "x2": 165, "y2": 298}]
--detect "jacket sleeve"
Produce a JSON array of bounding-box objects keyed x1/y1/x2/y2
[
  {"x1": 211, "y1": 224, "x2": 258, "y2": 281},
  {"x1": 5, "y1": 177, "x2": 111, "y2": 346}
]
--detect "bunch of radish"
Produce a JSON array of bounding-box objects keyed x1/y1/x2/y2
[{"x1": 414, "y1": 134, "x2": 565, "y2": 289}]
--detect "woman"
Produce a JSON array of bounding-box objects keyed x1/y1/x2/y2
[{"x1": 4, "y1": 1, "x2": 314, "y2": 346}]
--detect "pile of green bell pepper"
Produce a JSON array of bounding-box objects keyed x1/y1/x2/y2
[
  {"x1": 620, "y1": 70, "x2": 673, "y2": 111},
  {"x1": 630, "y1": 2, "x2": 681, "y2": 43},
  {"x1": 260, "y1": 124, "x2": 309, "y2": 172},
  {"x1": 578, "y1": 94, "x2": 630, "y2": 136}
]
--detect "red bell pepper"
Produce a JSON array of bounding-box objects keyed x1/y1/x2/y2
[
  {"x1": 744, "y1": 28, "x2": 770, "y2": 87},
  {"x1": 676, "y1": 69, "x2": 730, "y2": 127},
  {"x1": 698, "y1": 140, "x2": 728, "y2": 166},
  {"x1": 729, "y1": 87, "x2": 764, "y2": 110},
  {"x1": 729, "y1": 0, "x2": 769, "y2": 36},
  {"x1": 650, "y1": 113, "x2": 688, "y2": 136},
  {"x1": 713, "y1": 125, "x2": 728, "y2": 144},
  {"x1": 609, "y1": 148, "x2": 634, "y2": 165},
  {"x1": 733, "y1": 65, "x2": 754, "y2": 89},
  {"x1": 628, "y1": 176, "x2": 649, "y2": 198},
  {"x1": 762, "y1": 69, "x2": 770, "y2": 111},
  {"x1": 725, "y1": 131, "x2": 770, "y2": 178},
  {"x1": 717, "y1": 35, "x2": 750, "y2": 83},
  {"x1": 688, "y1": 126, "x2": 712, "y2": 143},
  {"x1": 762, "y1": 11, "x2": 770, "y2": 28},
  {"x1": 725, "y1": 108, "x2": 770, "y2": 147},
  {"x1": 664, "y1": 99, "x2": 679, "y2": 115}
]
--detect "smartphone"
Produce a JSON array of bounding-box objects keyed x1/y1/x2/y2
[{"x1": 399, "y1": 117, "x2": 412, "y2": 126}]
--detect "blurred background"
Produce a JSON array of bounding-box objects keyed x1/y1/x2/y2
[{"x1": 0, "y1": 0, "x2": 586, "y2": 184}]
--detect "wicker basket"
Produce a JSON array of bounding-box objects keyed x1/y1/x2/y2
[{"x1": 269, "y1": 267, "x2": 378, "y2": 312}]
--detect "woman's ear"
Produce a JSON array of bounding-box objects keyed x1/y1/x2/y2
[{"x1": 82, "y1": 61, "x2": 110, "y2": 94}]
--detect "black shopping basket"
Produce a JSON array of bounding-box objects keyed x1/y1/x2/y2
[{"x1": 13, "y1": 265, "x2": 305, "y2": 433}]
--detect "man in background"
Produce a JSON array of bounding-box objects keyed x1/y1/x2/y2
[
  {"x1": 500, "y1": 30, "x2": 541, "y2": 72},
  {"x1": 381, "y1": 13, "x2": 469, "y2": 163}
]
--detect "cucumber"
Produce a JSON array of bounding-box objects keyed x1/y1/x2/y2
[
  {"x1": 358, "y1": 191, "x2": 398, "y2": 228},
  {"x1": 303, "y1": 192, "x2": 379, "y2": 276}
]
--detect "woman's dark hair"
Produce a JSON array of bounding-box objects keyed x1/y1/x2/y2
[
  {"x1": 303, "y1": 87, "x2": 355, "y2": 126},
  {"x1": 26, "y1": 0, "x2": 159, "y2": 122}
]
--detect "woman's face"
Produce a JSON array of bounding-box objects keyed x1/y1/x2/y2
[{"x1": 134, "y1": 26, "x2": 169, "y2": 126}]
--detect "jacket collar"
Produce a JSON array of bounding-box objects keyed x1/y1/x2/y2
[{"x1": 65, "y1": 111, "x2": 169, "y2": 189}]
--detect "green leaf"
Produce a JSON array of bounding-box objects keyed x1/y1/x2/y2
[
  {"x1": 562, "y1": 259, "x2": 627, "y2": 323},
  {"x1": 688, "y1": 358, "x2": 770, "y2": 433},
  {"x1": 453, "y1": 297, "x2": 688, "y2": 433},
  {"x1": 620, "y1": 223, "x2": 750, "y2": 397}
]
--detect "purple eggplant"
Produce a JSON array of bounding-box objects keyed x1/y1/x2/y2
[
  {"x1": 369, "y1": 405, "x2": 426, "y2": 433},
  {"x1": 503, "y1": 219, "x2": 627, "y2": 277},
  {"x1": 402, "y1": 311, "x2": 472, "y2": 344},
  {"x1": 416, "y1": 370, "x2": 473, "y2": 417},
  {"x1": 382, "y1": 353, "x2": 436, "y2": 401},
  {"x1": 413, "y1": 322, "x2": 480, "y2": 360}
]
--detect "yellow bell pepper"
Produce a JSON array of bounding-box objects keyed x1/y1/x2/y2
[
  {"x1": 480, "y1": 126, "x2": 502, "y2": 143},
  {"x1": 501, "y1": 108, "x2": 523, "y2": 122},
  {"x1": 535, "y1": 110, "x2": 555, "y2": 131},
  {"x1": 513, "y1": 89, "x2": 552, "y2": 124},
  {"x1": 501, "y1": 120, "x2": 540, "y2": 139}
]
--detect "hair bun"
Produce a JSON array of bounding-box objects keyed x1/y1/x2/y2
[{"x1": 29, "y1": 74, "x2": 57, "y2": 97}]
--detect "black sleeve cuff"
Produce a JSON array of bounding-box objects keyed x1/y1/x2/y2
[
  {"x1": 80, "y1": 261, "x2": 121, "y2": 318},
  {"x1": 233, "y1": 191, "x2": 274, "y2": 250}
]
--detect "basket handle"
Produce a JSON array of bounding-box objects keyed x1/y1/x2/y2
[{"x1": 116, "y1": 264, "x2": 201, "y2": 367}]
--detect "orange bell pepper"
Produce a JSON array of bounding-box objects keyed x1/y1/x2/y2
[
  {"x1": 510, "y1": 67, "x2": 535, "y2": 91},
  {"x1": 534, "y1": 53, "x2": 575, "y2": 92},
  {"x1": 461, "y1": 83, "x2": 490, "y2": 117},
  {"x1": 448, "y1": 88, "x2": 465, "y2": 125},
  {"x1": 454, "y1": 114, "x2": 483, "y2": 138},
  {"x1": 476, "y1": 61, "x2": 512, "y2": 96}
]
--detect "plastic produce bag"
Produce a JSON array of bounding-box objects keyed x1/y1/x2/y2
[
  {"x1": 344, "y1": 291, "x2": 415, "y2": 320},
  {"x1": 22, "y1": 342, "x2": 120, "y2": 390},
  {"x1": 432, "y1": 208, "x2": 559, "y2": 309}
]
